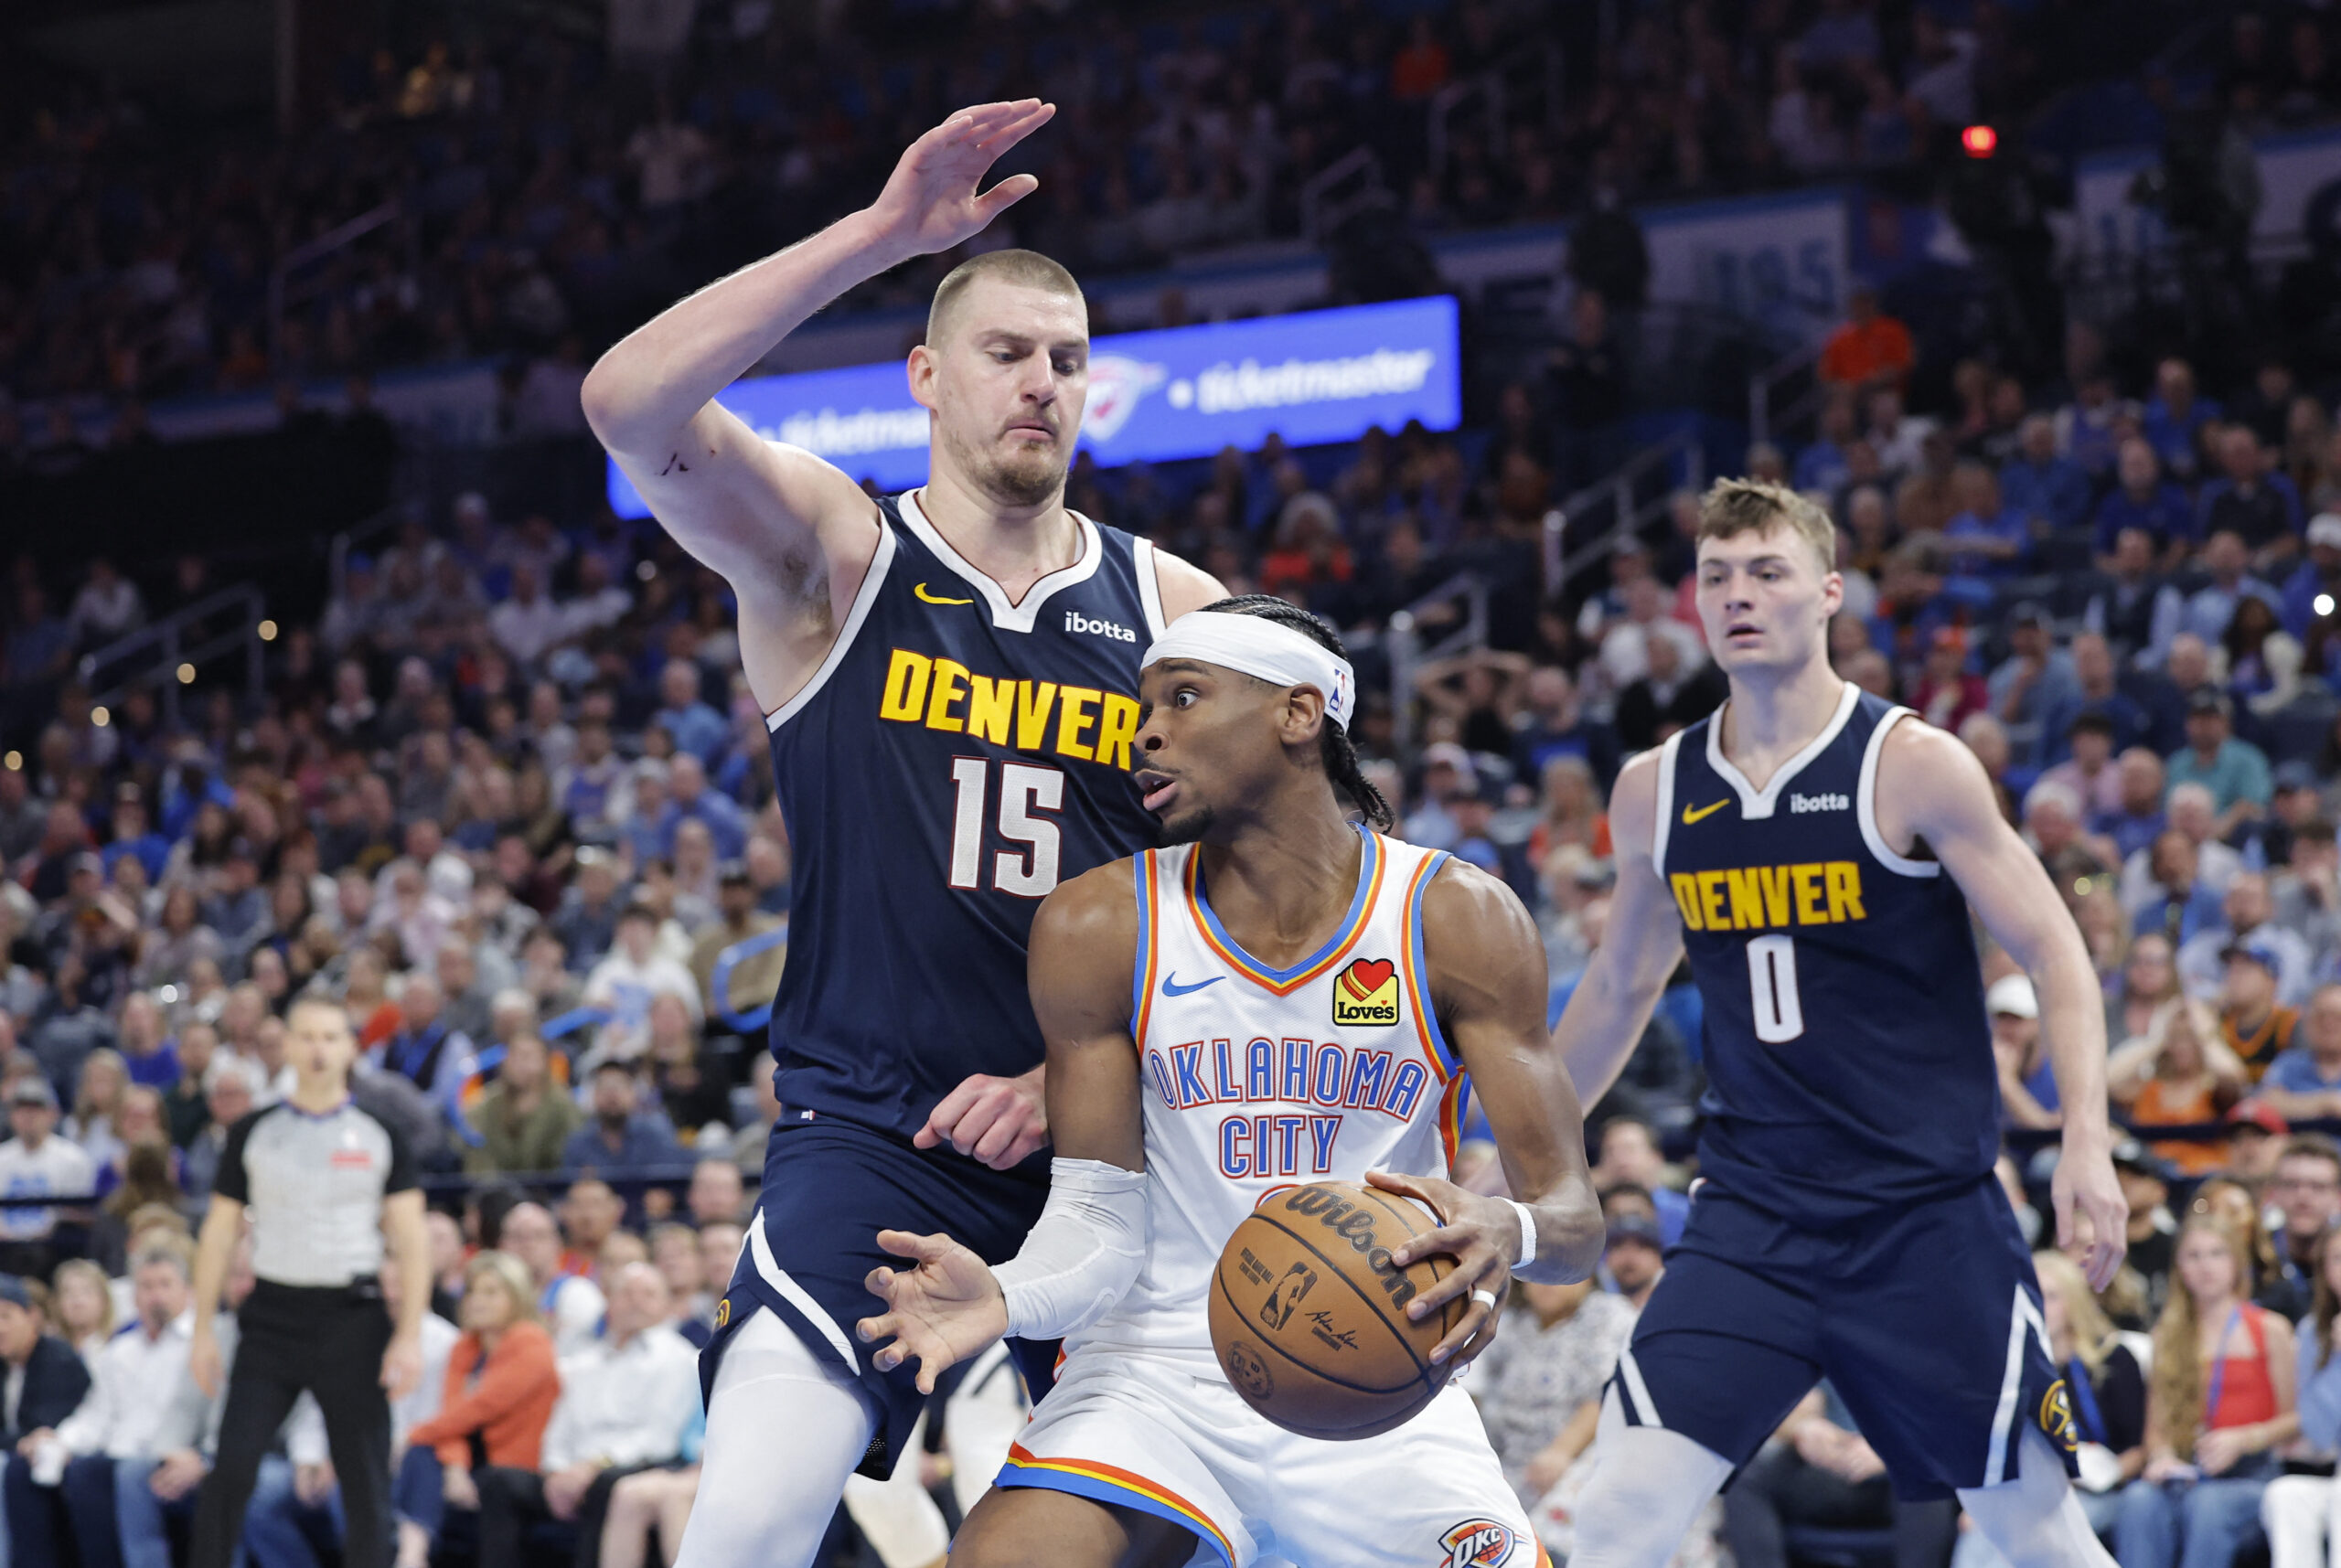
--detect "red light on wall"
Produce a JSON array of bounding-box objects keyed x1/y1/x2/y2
[{"x1": 1962, "y1": 124, "x2": 1998, "y2": 157}]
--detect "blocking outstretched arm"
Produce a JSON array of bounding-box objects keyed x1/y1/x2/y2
[{"x1": 580, "y1": 101, "x2": 1054, "y2": 710}]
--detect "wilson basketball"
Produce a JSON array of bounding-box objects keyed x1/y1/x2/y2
[{"x1": 1207, "y1": 1180, "x2": 1462, "y2": 1440}]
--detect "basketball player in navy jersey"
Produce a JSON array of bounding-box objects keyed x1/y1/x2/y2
[
  {"x1": 1557, "y1": 479, "x2": 2130, "y2": 1568},
  {"x1": 582, "y1": 101, "x2": 1224, "y2": 1568}
]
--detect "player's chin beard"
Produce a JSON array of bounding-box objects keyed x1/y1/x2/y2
[
  {"x1": 944, "y1": 420, "x2": 1065, "y2": 508},
  {"x1": 1156, "y1": 805, "x2": 1216, "y2": 847}
]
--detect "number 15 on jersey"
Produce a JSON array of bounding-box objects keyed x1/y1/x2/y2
[{"x1": 946, "y1": 759, "x2": 1064, "y2": 897}]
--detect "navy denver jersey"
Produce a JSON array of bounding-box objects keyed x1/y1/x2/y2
[
  {"x1": 1653, "y1": 684, "x2": 1995, "y2": 1224},
  {"x1": 763, "y1": 489, "x2": 1166, "y2": 1148}
]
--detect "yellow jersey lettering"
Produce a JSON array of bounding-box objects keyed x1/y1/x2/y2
[
  {"x1": 924, "y1": 658, "x2": 969, "y2": 732},
  {"x1": 879, "y1": 649, "x2": 932, "y2": 722},
  {"x1": 1792, "y1": 863, "x2": 1829, "y2": 925},
  {"x1": 1825, "y1": 860, "x2": 1866, "y2": 923},
  {"x1": 1758, "y1": 865, "x2": 1793, "y2": 927},
  {"x1": 964, "y1": 676, "x2": 1014, "y2": 745},
  {"x1": 1725, "y1": 868, "x2": 1766, "y2": 931},
  {"x1": 1015, "y1": 682, "x2": 1059, "y2": 750},
  {"x1": 1696, "y1": 870, "x2": 1730, "y2": 932},
  {"x1": 1670, "y1": 873, "x2": 1705, "y2": 931},
  {"x1": 1054, "y1": 687, "x2": 1101, "y2": 762},
  {"x1": 1095, "y1": 694, "x2": 1140, "y2": 772}
]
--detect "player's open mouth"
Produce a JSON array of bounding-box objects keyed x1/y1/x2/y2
[
  {"x1": 1135, "y1": 768, "x2": 1178, "y2": 812},
  {"x1": 1725, "y1": 621, "x2": 1761, "y2": 643}
]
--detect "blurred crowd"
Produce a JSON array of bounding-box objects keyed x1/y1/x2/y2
[
  {"x1": 0, "y1": 0, "x2": 2296, "y2": 414},
  {"x1": 3, "y1": 0, "x2": 2341, "y2": 1563}
]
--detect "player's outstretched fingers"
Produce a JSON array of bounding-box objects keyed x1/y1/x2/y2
[
  {"x1": 1429, "y1": 1266, "x2": 1509, "y2": 1367},
  {"x1": 873, "y1": 1228, "x2": 953, "y2": 1263}
]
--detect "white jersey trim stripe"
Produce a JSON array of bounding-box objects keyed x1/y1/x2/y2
[
  {"x1": 1857, "y1": 706, "x2": 1942, "y2": 878},
  {"x1": 1133, "y1": 537, "x2": 1170, "y2": 641},
  {"x1": 1704, "y1": 681, "x2": 1861, "y2": 821},
  {"x1": 898, "y1": 489, "x2": 1104, "y2": 635},
  {"x1": 1983, "y1": 1283, "x2": 2048, "y2": 1483},
  {"x1": 748, "y1": 1207, "x2": 860, "y2": 1373},
  {"x1": 1652, "y1": 730, "x2": 1685, "y2": 878},
  {"x1": 765, "y1": 518, "x2": 897, "y2": 733}
]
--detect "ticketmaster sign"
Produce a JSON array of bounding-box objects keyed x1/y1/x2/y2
[{"x1": 605, "y1": 295, "x2": 1460, "y2": 511}]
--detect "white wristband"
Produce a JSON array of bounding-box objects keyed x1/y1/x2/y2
[{"x1": 1507, "y1": 1200, "x2": 1537, "y2": 1270}]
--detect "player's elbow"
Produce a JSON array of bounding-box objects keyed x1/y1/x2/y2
[{"x1": 580, "y1": 350, "x2": 676, "y2": 455}]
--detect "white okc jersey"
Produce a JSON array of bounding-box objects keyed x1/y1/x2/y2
[{"x1": 1075, "y1": 826, "x2": 1469, "y2": 1357}]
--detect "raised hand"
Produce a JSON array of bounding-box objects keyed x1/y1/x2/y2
[
  {"x1": 855, "y1": 1229, "x2": 1010, "y2": 1393},
  {"x1": 866, "y1": 101, "x2": 1055, "y2": 259}
]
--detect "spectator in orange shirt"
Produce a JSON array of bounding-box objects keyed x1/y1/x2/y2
[
  {"x1": 1389, "y1": 15, "x2": 1451, "y2": 101},
  {"x1": 2109, "y1": 997, "x2": 2248, "y2": 1177},
  {"x1": 1818, "y1": 285, "x2": 1915, "y2": 395},
  {"x1": 393, "y1": 1250, "x2": 561, "y2": 1568}
]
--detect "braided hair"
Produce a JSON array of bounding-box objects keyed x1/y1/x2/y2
[{"x1": 1198, "y1": 595, "x2": 1395, "y2": 831}]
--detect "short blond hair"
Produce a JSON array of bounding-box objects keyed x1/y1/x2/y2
[
  {"x1": 1697, "y1": 477, "x2": 1835, "y2": 574},
  {"x1": 926, "y1": 249, "x2": 1085, "y2": 347},
  {"x1": 463, "y1": 1249, "x2": 541, "y2": 1329}
]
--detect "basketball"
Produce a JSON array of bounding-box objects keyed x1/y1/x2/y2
[{"x1": 1207, "y1": 1180, "x2": 1463, "y2": 1441}]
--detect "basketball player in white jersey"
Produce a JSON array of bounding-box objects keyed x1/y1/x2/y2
[{"x1": 859, "y1": 598, "x2": 1606, "y2": 1568}]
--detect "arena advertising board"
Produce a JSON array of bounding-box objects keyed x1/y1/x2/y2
[{"x1": 604, "y1": 294, "x2": 1461, "y2": 509}]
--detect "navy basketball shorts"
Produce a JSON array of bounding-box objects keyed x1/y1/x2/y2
[
  {"x1": 1611, "y1": 1177, "x2": 2080, "y2": 1500},
  {"x1": 701, "y1": 1118, "x2": 1056, "y2": 1479}
]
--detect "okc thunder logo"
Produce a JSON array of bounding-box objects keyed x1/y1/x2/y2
[
  {"x1": 1438, "y1": 1519, "x2": 1517, "y2": 1567},
  {"x1": 1081, "y1": 356, "x2": 1168, "y2": 442}
]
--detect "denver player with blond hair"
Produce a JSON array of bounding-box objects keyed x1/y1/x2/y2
[
  {"x1": 583, "y1": 102, "x2": 1223, "y2": 1568},
  {"x1": 1555, "y1": 479, "x2": 2132, "y2": 1568},
  {"x1": 858, "y1": 597, "x2": 1605, "y2": 1568}
]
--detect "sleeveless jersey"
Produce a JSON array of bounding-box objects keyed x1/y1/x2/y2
[
  {"x1": 1652, "y1": 684, "x2": 1995, "y2": 1226},
  {"x1": 764, "y1": 490, "x2": 1166, "y2": 1147},
  {"x1": 1081, "y1": 827, "x2": 1467, "y2": 1356}
]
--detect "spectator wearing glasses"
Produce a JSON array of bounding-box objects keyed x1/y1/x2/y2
[{"x1": 2261, "y1": 1136, "x2": 2341, "y2": 1323}]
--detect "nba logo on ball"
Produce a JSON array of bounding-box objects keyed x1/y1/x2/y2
[
  {"x1": 1332, "y1": 957, "x2": 1400, "y2": 1028},
  {"x1": 1438, "y1": 1519, "x2": 1518, "y2": 1567}
]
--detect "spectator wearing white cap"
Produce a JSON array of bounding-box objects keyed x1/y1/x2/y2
[
  {"x1": 0, "y1": 1079, "x2": 94, "y2": 1278},
  {"x1": 2278, "y1": 512, "x2": 2341, "y2": 639},
  {"x1": 1987, "y1": 975, "x2": 2060, "y2": 1131}
]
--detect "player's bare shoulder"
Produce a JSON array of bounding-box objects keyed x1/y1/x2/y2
[
  {"x1": 1870, "y1": 709, "x2": 2003, "y2": 850},
  {"x1": 1418, "y1": 854, "x2": 1545, "y2": 1019},
  {"x1": 1606, "y1": 747, "x2": 1665, "y2": 865},
  {"x1": 1150, "y1": 548, "x2": 1230, "y2": 621},
  {"x1": 1028, "y1": 858, "x2": 1143, "y2": 1020}
]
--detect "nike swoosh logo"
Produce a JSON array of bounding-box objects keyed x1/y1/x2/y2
[
  {"x1": 1161, "y1": 974, "x2": 1224, "y2": 997},
  {"x1": 1682, "y1": 798, "x2": 1731, "y2": 826},
  {"x1": 914, "y1": 581, "x2": 974, "y2": 605}
]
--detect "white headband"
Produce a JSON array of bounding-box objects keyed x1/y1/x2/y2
[{"x1": 1141, "y1": 612, "x2": 1356, "y2": 731}]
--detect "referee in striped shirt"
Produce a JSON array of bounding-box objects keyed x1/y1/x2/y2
[{"x1": 185, "y1": 996, "x2": 432, "y2": 1568}]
